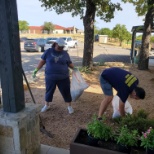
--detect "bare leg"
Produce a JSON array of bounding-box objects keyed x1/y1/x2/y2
[{"x1": 98, "y1": 95, "x2": 113, "y2": 118}]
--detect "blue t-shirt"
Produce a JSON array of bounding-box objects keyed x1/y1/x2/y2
[
  {"x1": 41, "y1": 48, "x2": 72, "y2": 80},
  {"x1": 101, "y1": 67, "x2": 139, "y2": 103}
]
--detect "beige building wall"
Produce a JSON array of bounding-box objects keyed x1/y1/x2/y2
[{"x1": 53, "y1": 29, "x2": 64, "y2": 34}]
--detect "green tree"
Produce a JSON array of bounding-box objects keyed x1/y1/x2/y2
[
  {"x1": 122, "y1": 0, "x2": 154, "y2": 70},
  {"x1": 99, "y1": 28, "x2": 112, "y2": 38},
  {"x1": 112, "y1": 24, "x2": 128, "y2": 46},
  {"x1": 151, "y1": 35, "x2": 154, "y2": 42},
  {"x1": 136, "y1": 35, "x2": 143, "y2": 40},
  {"x1": 43, "y1": 21, "x2": 55, "y2": 34},
  {"x1": 19, "y1": 20, "x2": 29, "y2": 32},
  {"x1": 39, "y1": 0, "x2": 122, "y2": 69},
  {"x1": 125, "y1": 31, "x2": 132, "y2": 45}
]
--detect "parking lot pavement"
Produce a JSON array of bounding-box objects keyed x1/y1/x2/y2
[{"x1": 21, "y1": 42, "x2": 154, "y2": 73}]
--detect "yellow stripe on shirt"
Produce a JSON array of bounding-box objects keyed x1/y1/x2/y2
[{"x1": 125, "y1": 74, "x2": 137, "y2": 87}]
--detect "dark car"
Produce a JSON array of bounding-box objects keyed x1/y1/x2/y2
[{"x1": 24, "y1": 38, "x2": 46, "y2": 52}]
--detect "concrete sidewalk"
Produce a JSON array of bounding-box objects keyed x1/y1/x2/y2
[{"x1": 40, "y1": 144, "x2": 70, "y2": 154}]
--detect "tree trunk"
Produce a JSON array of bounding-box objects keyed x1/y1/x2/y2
[
  {"x1": 138, "y1": 3, "x2": 154, "y2": 70},
  {"x1": 82, "y1": 0, "x2": 96, "y2": 69}
]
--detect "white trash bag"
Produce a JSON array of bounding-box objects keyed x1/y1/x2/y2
[
  {"x1": 112, "y1": 95, "x2": 133, "y2": 118},
  {"x1": 71, "y1": 70, "x2": 89, "y2": 102}
]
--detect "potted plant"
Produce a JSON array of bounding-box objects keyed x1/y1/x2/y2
[
  {"x1": 140, "y1": 127, "x2": 154, "y2": 154},
  {"x1": 70, "y1": 115, "x2": 127, "y2": 154},
  {"x1": 115, "y1": 125, "x2": 139, "y2": 154},
  {"x1": 87, "y1": 115, "x2": 113, "y2": 146}
]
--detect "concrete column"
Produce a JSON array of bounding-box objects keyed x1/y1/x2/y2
[{"x1": 0, "y1": 103, "x2": 42, "y2": 154}]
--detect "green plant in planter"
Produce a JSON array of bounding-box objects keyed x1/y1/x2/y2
[
  {"x1": 136, "y1": 109, "x2": 149, "y2": 119},
  {"x1": 115, "y1": 125, "x2": 139, "y2": 147},
  {"x1": 117, "y1": 110, "x2": 154, "y2": 134},
  {"x1": 140, "y1": 127, "x2": 154, "y2": 150},
  {"x1": 87, "y1": 115, "x2": 113, "y2": 141}
]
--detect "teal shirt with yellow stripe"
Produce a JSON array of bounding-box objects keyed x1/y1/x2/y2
[{"x1": 101, "y1": 67, "x2": 138, "y2": 103}]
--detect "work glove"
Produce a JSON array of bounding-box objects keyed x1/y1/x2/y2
[{"x1": 32, "y1": 68, "x2": 38, "y2": 78}]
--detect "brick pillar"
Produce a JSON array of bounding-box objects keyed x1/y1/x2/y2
[{"x1": 0, "y1": 103, "x2": 42, "y2": 154}]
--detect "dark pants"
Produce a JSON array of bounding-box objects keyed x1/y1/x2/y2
[{"x1": 45, "y1": 77, "x2": 72, "y2": 102}]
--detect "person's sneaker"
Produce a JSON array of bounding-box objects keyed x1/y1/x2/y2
[
  {"x1": 41, "y1": 105, "x2": 49, "y2": 112},
  {"x1": 67, "y1": 106, "x2": 74, "y2": 114}
]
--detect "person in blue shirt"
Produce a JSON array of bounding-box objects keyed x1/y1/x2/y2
[
  {"x1": 98, "y1": 67, "x2": 145, "y2": 119},
  {"x1": 33, "y1": 38, "x2": 75, "y2": 114}
]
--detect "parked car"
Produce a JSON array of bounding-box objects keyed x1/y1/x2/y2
[
  {"x1": 60, "y1": 37, "x2": 78, "y2": 48},
  {"x1": 44, "y1": 37, "x2": 69, "y2": 51},
  {"x1": 44, "y1": 37, "x2": 58, "y2": 51},
  {"x1": 24, "y1": 38, "x2": 46, "y2": 52},
  {"x1": 20, "y1": 37, "x2": 28, "y2": 42}
]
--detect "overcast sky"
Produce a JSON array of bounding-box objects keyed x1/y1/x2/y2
[{"x1": 16, "y1": 0, "x2": 145, "y2": 32}]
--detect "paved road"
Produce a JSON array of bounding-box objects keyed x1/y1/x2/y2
[{"x1": 21, "y1": 42, "x2": 131, "y2": 72}]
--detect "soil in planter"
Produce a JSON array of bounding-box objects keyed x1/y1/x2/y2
[{"x1": 74, "y1": 129, "x2": 146, "y2": 154}]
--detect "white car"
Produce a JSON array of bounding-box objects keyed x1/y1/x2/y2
[
  {"x1": 59, "y1": 37, "x2": 78, "y2": 48},
  {"x1": 44, "y1": 37, "x2": 69, "y2": 51},
  {"x1": 44, "y1": 37, "x2": 58, "y2": 51}
]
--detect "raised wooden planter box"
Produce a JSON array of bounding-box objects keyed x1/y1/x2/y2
[{"x1": 70, "y1": 128, "x2": 128, "y2": 154}]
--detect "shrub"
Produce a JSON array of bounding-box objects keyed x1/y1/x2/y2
[
  {"x1": 117, "y1": 110, "x2": 154, "y2": 134},
  {"x1": 87, "y1": 115, "x2": 113, "y2": 141},
  {"x1": 115, "y1": 125, "x2": 139, "y2": 147},
  {"x1": 140, "y1": 127, "x2": 154, "y2": 150}
]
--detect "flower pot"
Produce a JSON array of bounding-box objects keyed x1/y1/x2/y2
[
  {"x1": 87, "y1": 134, "x2": 99, "y2": 147},
  {"x1": 117, "y1": 144, "x2": 131, "y2": 154},
  {"x1": 146, "y1": 148, "x2": 154, "y2": 154},
  {"x1": 70, "y1": 128, "x2": 129, "y2": 154}
]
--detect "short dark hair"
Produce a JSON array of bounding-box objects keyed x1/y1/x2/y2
[
  {"x1": 135, "y1": 87, "x2": 145, "y2": 99},
  {"x1": 52, "y1": 42, "x2": 56, "y2": 48}
]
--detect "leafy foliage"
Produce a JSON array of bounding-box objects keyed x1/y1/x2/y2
[
  {"x1": 87, "y1": 115, "x2": 113, "y2": 141},
  {"x1": 39, "y1": 0, "x2": 122, "y2": 21},
  {"x1": 136, "y1": 35, "x2": 143, "y2": 40},
  {"x1": 116, "y1": 125, "x2": 139, "y2": 147},
  {"x1": 117, "y1": 110, "x2": 154, "y2": 135},
  {"x1": 98, "y1": 28, "x2": 112, "y2": 38},
  {"x1": 151, "y1": 36, "x2": 154, "y2": 42},
  {"x1": 125, "y1": 31, "x2": 132, "y2": 44},
  {"x1": 18, "y1": 20, "x2": 29, "y2": 31},
  {"x1": 112, "y1": 24, "x2": 129, "y2": 46},
  {"x1": 136, "y1": 109, "x2": 149, "y2": 119},
  {"x1": 39, "y1": 0, "x2": 122, "y2": 68},
  {"x1": 140, "y1": 127, "x2": 154, "y2": 149},
  {"x1": 42, "y1": 21, "x2": 55, "y2": 34},
  {"x1": 122, "y1": 0, "x2": 153, "y2": 16},
  {"x1": 78, "y1": 66, "x2": 92, "y2": 74}
]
